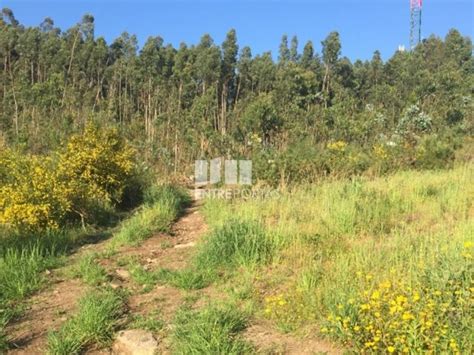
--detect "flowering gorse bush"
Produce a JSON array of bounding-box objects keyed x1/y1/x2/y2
[
  {"x1": 57, "y1": 124, "x2": 135, "y2": 222},
  {"x1": 0, "y1": 124, "x2": 136, "y2": 231},
  {"x1": 0, "y1": 151, "x2": 70, "y2": 230}
]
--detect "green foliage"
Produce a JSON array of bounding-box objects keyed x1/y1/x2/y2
[
  {"x1": 113, "y1": 185, "x2": 189, "y2": 246},
  {"x1": 128, "y1": 312, "x2": 164, "y2": 332},
  {"x1": 1, "y1": 9, "x2": 471, "y2": 183},
  {"x1": 202, "y1": 165, "x2": 473, "y2": 353},
  {"x1": 195, "y1": 220, "x2": 274, "y2": 269},
  {"x1": 0, "y1": 228, "x2": 91, "y2": 351},
  {"x1": 0, "y1": 124, "x2": 137, "y2": 231},
  {"x1": 172, "y1": 303, "x2": 253, "y2": 354},
  {"x1": 67, "y1": 254, "x2": 109, "y2": 286},
  {"x1": 47, "y1": 289, "x2": 126, "y2": 354}
]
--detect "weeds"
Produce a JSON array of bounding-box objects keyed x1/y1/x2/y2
[
  {"x1": 128, "y1": 312, "x2": 164, "y2": 332},
  {"x1": 47, "y1": 288, "x2": 126, "y2": 354},
  {"x1": 67, "y1": 254, "x2": 109, "y2": 286},
  {"x1": 172, "y1": 302, "x2": 253, "y2": 354},
  {"x1": 195, "y1": 220, "x2": 274, "y2": 269},
  {"x1": 201, "y1": 165, "x2": 473, "y2": 353},
  {"x1": 113, "y1": 185, "x2": 190, "y2": 246}
]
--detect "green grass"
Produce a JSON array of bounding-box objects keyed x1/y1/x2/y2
[
  {"x1": 143, "y1": 220, "x2": 274, "y2": 291},
  {"x1": 200, "y1": 165, "x2": 474, "y2": 353},
  {"x1": 128, "y1": 311, "x2": 164, "y2": 332},
  {"x1": 172, "y1": 302, "x2": 253, "y2": 354},
  {"x1": 112, "y1": 185, "x2": 190, "y2": 246},
  {"x1": 194, "y1": 220, "x2": 275, "y2": 269},
  {"x1": 47, "y1": 289, "x2": 126, "y2": 354},
  {"x1": 0, "y1": 230, "x2": 77, "y2": 350},
  {"x1": 67, "y1": 253, "x2": 109, "y2": 286}
]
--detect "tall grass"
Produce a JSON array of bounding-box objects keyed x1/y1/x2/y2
[
  {"x1": 67, "y1": 253, "x2": 109, "y2": 286},
  {"x1": 201, "y1": 165, "x2": 473, "y2": 352},
  {"x1": 153, "y1": 220, "x2": 275, "y2": 291},
  {"x1": 112, "y1": 185, "x2": 190, "y2": 246},
  {"x1": 172, "y1": 303, "x2": 253, "y2": 354},
  {"x1": 0, "y1": 230, "x2": 78, "y2": 351},
  {"x1": 47, "y1": 289, "x2": 126, "y2": 354}
]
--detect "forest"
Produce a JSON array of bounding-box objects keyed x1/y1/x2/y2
[
  {"x1": 1, "y1": 9, "x2": 472, "y2": 183},
  {"x1": 0, "y1": 7, "x2": 473, "y2": 355}
]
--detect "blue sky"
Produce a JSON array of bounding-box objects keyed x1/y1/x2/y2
[{"x1": 2, "y1": 0, "x2": 473, "y2": 61}]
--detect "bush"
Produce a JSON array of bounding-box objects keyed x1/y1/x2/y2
[
  {"x1": 324, "y1": 265, "x2": 472, "y2": 353},
  {"x1": 0, "y1": 124, "x2": 137, "y2": 231},
  {"x1": 57, "y1": 124, "x2": 136, "y2": 225},
  {"x1": 414, "y1": 134, "x2": 456, "y2": 169},
  {"x1": 0, "y1": 150, "x2": 70, "y2": 230}
]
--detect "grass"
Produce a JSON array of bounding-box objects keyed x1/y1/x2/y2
[
  {"x1": 172, "y1": 302, "x2": 253, "y2": 354},
  {"x1": 47, "y1": 288, "x2": 126, "y2": 354},
  {"x1": 194, "y1": 220, "x2": 275, "y2": 269},
  {"x1": 67, "y1": 253, "x2": 109, "y2": 286},
  {"x1": 128, "y1": 311, "x2": 164, "y2": 332},
  {"x1": 0, "y1": 230, "x2": 81, "y2": 351},
  {"x1": 112, "y1": 185, "x2": 190, "y2": 246},
  {"x1": 139, "y1": 220, "x2": 274, "y2": 291},
  {"x1": 200, "y1": 164, "x2": 474, "y2": 353}
]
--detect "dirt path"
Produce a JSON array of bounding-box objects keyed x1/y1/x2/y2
[
  {"x1": 4, "y1": 203, "x2": 207, "y2": 354},
  {"x1": 5, "y1": 202, "x2": 341, "y2": 354}
]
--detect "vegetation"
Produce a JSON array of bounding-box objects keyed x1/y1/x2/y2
[
  {"x1": 200, "y1": 165, "x2": 473, "y2": 353},
  {"x1": 112, "y1": 185, "x2": 190, "y2": 246},
  {"x1": 0, "y1": 124, "x2": 136, "y2": 232},
  {"x1": 47, "y1": 289, "x2": 126, "y2": 354},
  {"x1": 172, "y1": 303, "x2": 253, "y2": 354},
  {"x1": 0, "y1": 5, "x2": 472, "y2": 354},
  {"x1": 0, "y1": 9, "x2": 472, "y2": 184},
  {"x1": 0, "y1": 180, "x2": 188, "y2": 350}
]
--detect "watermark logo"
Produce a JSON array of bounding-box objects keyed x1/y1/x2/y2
[
  {"x1": 194, "y1": 158, "x2": 252, "y2": 187},
  {"x1": 194, "y1": 158, "x2": 276, "y2": 200}
]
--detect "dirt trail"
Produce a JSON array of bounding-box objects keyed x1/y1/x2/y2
[
  {"x1": 6, "y1": 201, "x2": 341, "y2": 354},
  {"x1": 4, "y1": 203, "x2": 207, "y2": 354}
]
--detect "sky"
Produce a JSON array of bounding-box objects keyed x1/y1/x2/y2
[{"x1": 1, "y1": 0, "x2": 473, "y2": 61}]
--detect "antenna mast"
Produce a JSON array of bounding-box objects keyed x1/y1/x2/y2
[{"x1": 410, "y1": 0, "x2": 422, "y2": 50}]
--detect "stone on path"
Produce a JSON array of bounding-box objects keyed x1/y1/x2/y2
[
  {"x1": 173, "y1": 241, "x2": 196, "y2": 249},
  {"x1": 112, "y1": 329, "x2": 159, "y2": 355},
  {"x1": 115, "y1": 268, "x2": 131, "y2": 280}
]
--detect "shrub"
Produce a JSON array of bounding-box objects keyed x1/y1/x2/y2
[
  {"x1": 0, "y1": 150, "x2": 70, "y2": 230},
  {"x1": 0, "y1": 124, "x2": 137, "y2": 231},
  {"x1": 324, "y1": 270, "x2": 472, "y2": 353},
  {"x1": 414, "y1": 134, "x2": 456, "y2": 169},
  {"x1": 57, "y1": 124, "x2": 136, "y2": 224}
]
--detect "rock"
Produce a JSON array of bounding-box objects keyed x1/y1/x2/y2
[
  {"x1": 112, "y1": 329, "x2": 159, "y2": 355},
  {"x1": 110, "y1": 282, "x2": 121, "y2": 289},
  {"x1": 115, "y1": 268, "x2": 130, "y2": 280},
  {"x1": 174, "y1": 242, "x2": 196, "y2": 249}
]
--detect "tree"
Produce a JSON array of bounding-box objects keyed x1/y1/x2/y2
[
  {"x1": 220, "y1": 29, "x2": 238, "y2": 135},
  {"x1": 301, "y1": 40, "x2": 314, "y2": 68},
  {"x1": 278, "y1": 34, "x2": 290, "y2": 63},
  {"x1": 321, "y1": 31, "x2": 341, "y2": 106},
  {"x1": 290, "y1": 35, "x2": 298, "y2": 62}
]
